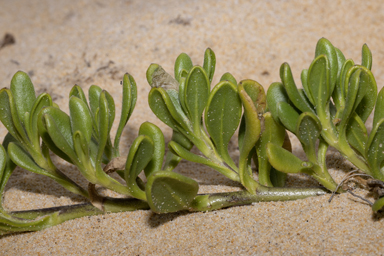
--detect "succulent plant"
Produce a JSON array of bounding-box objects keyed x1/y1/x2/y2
[
  {"x1": 2, "y1": 38, "x2": 384, "y2": 235},
  {"x1": 266, "y1": 38, "x2": 384, "y2": 211}
]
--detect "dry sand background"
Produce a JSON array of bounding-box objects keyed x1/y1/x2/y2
[{"x1": 1, "y1": 0, "x2": 384, "y2": 255}]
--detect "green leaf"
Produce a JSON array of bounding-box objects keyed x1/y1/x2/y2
[
  {"x1": 0, "y1": 144, "x2": 15, "y2": 200},
  {"x1": 96, "y1": 91, "x2": 111, "y2": 166},
  {"x1": 256, "y1": 112, "x2": 286, "y2": 187},
  {"x1": 203, "y1": 48, "x2": 216, "y2": 83},
  {"x1": 28, "y1": 93, "x2": 52, "y2": 148},
  {"x1": 267, "y1": 142, "x2": 313, "y2": 174},
  {"x1": 373, "y1": 87, "x2": 384, "y2": 126},
  {"x1": 346, "y1": 113, "x2": 367, "y2": 157},
  {"x1": 280, "y1": 63, "x2": 314, "y2": 114},
  {"x1": 372, "y1": 197, "x2": 384, "y2": 212},
  {"x1": 307, "y1": 55, "x2": 330, "y2": 113},
  {"x1": 39, "y1": 108, "x2": 77, "y2": 163},
  {"x1": 220, "y1": 72, "x2": 237, "y2": 86},
  {"x1": 237, "y1": 81, "x2": 260, "y2": 193},
  {"x1": 163, "y1": 131, "x2": 193, "y2": 171},
  {"x1": 88, "y1": 85, "x2": 102, "y2": 118},
  {"x1": 296, "y1": 112, "x2": 321, "y2": 161},
  {"x1": 366, "y1": 119, "x2": 384, "y2": 179},
  {"x1": 69, "y1": 85, "x2": 88, "y2": 104},
  {"x1": 146, "y1": 171, "x2": 198, "y2": 213},
  {"x1": 10, "y1": 71, "x2": 36, "y2": 126},
  {"x1": 362, "y1": 44, "x2": 372, "y2": 70},
  {"x1": 174, "y1": 53, "x2": 193, "y2": 82},
  {"x1": 301, "y1": 69, "x2": 314, "y2": 104},
  {"x1": 125, "y1": 135, "x2": 154, "y2": 201},
  {"x1": 138, "y1": 122, "x2": 165, "y2": 177},
  {"x1": 354, "y1": 67, "x2": 377, "y2": 123},
  {"x1": 334, "y1": 47, "x2": 346, "y2": 77},
  {"x1": 69, "y1": 96, "x2": 93, "y2": 145},
  {"x1": 205, "y1": 81, "x2": 242, "y2": 170},
  {"x1": 277, "y1": 101, "x2": 300, "y2": 133},
  {"x1": 333, "y1": 59, "x2": 354, "y2": 111},
  {"x1": 168, "y1": 141, "x2": 238, "y2": 181},
  {"x1": 315, "y1": 38, "x2": 338, "y2": 92},
  {"x1": 0, "y1": 89, "x2": 28, "y2": 144},
  {"x1": 114, "y1": 73, "x2": 137, "y2": 153},
  {"x1": 184, "y1": 66, "x2": 210, "y2": 133},
  {"x1": 266, "y1": 82, "x2": 290, "y2": 124},
  {"x1": 8, "y1": 142, "x2": 54, "y2": 178}
]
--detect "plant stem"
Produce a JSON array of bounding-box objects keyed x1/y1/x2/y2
[{"x1": 191, "y1": 186, "x2": 327, "y2": 211}]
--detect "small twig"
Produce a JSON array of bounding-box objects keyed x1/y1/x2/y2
[
  {"x1": 347, "y1": 190, "x2": 373, "y2": 206},
  {"x1": 328, "y1": 170, "x2": 372, "y2": 203}
]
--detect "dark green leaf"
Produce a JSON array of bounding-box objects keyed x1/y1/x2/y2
[
  {"x1": 266, "y1": 82, "x2": 290, "y2": 124},
  {"x1": 205, "y1": 81, "x2": 241, "y2": 170},
  {"x1": 69, "y1": 96, "x2": 93, "y2": 145},
  {"x1": 220, "y1": 72, "x2": 237, "y2": 86},
  {"x1": 203, "y1": 48, "x2": 216, "y2": 83},
  {"x1": 146, "y1": 171, "x2": 198, "y2": 213},
  {"x1": 307, "y1": 55, "x2": 330, "y2": 113},
  {"x1": 28, "y1": 93, "x2": 52, "y2": 148},
  {"x1": 185, "y1": 66, "x2": 210, "y2": 133},
  {"x1": 296, "y1": 112, "x2": 321, "y2": 160},
  {"x1": 362, "y1": 44, "x2": 372, "y2": 70},
  {"x1": 174, "y1": 53, "x2": 193, "y2": 82},
  {"x1": 373, "y1": 87, "x2": 384, "y2": 126},
  {"x1": 10, "y1": 71, "x2": 36, "y2": 125},
  {"x1": 267, "y1": 142, "x2": 313, "y2": 174},
  {"x1": 139, "y1": 122, "x2": 165, "y2": 177},
  {"x1": 125, "y1": 135, "x2": 154, "y2": 201},
  {"x1": 315, "y1": 38, "x2": 338, "y2": 92},
  {"x1": 277, "y1": 101, "x2": 300, "y2": 133},
  {"x1": 346, "y1": 113, "x2": 367, "y2": 157},
  {"x1": 366, "y1": 119, "x2": 384, "y2": 179},
  {"x1": 280, "y1": 63, "x2": 314, "y2": 113}
]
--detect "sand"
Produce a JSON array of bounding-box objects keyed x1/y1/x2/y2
[{"x1": 1, "y1": 0, "x2": 384, "y2": 255}]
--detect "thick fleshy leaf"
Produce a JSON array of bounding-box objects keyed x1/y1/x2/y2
[
  {"x1": 0, "y1": 89, "x2": 28, "y2": 144},
  {"x1": 69, "y1": 85, "x2": 87, "y2": 104},
  {"x1": 114, "y1": 73, "x2": 137, "y2": 153},
  {"x1": 315, "y1": 38, "x2": 338, "y2": 92},
  {"x1": 372, "y1": 197, "x2": 384, "y2": 212},
  {"x1": 333, "y1": 59, "x2": 354, "y2": 111},
  {"x1": 277, "y1": 101, "x2": 300, "y2": 133},
  {"x1": 338, "y1": 69, "x2": 366, "y2": 134},
  {"x1": 266, "y1": 82, "x2": 291, "y2": 124},
  {"x1": 335, "y1": 47, "x2": 346, "y2": 74},
  {"x1": 174, "y1": 53, "x2": 193, "y2": 82},
  {"x1": 184, "y1": 66, "x2": 210, "y2": 133},
  {"x1": 28, "y1": 93, "x2": 52, "y2": 148},
  {"x1": 373, "y1": 87, "x2": 384, "y2": 126},
  {"x1": 125, "y1": 135, "x2": 154, "y2": 201},
  {"x1": 69, "y1": 96, "x2": 93, "y2": 145},
  {"x1": 301, "y1": 69, "x2": 313, "y2": 104},
  {"x1": 280, "y1": 63, "x2": 314, "y2": 114},
  {"x1": 168, "y1": 141, "x2": 237, "y2": 180},
  {"x1": 256, "y1": 113, "x2": 286, "y2": 187},
  {"x1": 205, "y1": 81, "x2": 241, "y2": 170},
  {"x1": 96, "y1": 92, "x2": 110, "y2": 166},
  {"x1": 39, "y1": 108, "x2": 77, "y2": 163},
  {"x1": 307, "y1": 55, "x2": 330, "y2": 113},
  {"x1": 237, "y1": 81, "x2": 260, "y2": 193},
  {"x1": 0, "y1": 143, "x2": 15, "y2": 200},
  {"x1": 362, "y1": 44, "x2": 372, "y2": 70},
  {"x1": 10, "y1": 71, "x2": 36, "y2": 125},
  {"x1": 163, "y1": 131, "x2": 193, "y2": 171},
  {"x1": 8, "y1": 142, "x2": 54, "y2": 177},
  {"x1": 139, "y1": 122, "x2": 165, "y2": 177},
  {"x1": 354, "y1": 67, "x2": 377, "y2": 123},
  {"x1": 366, "y1": 119, "x2": 384, "y2": 179},
  {"x1": 203, "y1": 48, "x2": 216, "y2": 83},
  {"x1": 267, "y1": 142, "x2": 313, "y2": 174},
  {"x1": 146, "y1": 171, "x2": 198, "y2": 213},
  {"x1": 88, "y1": 85, "x2": 102, "y2": 118},
  {"x1": 220, "y1": 72, "x2": 237, "y2": 86},
  {"x1": 296, "y1": 112, "x2": 321, "y2": 160},
  {"x1": 346, "y1": 113, "x2": 367, "y2": 157}
]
